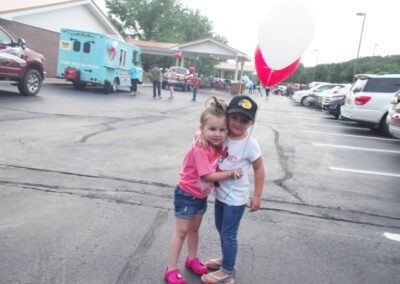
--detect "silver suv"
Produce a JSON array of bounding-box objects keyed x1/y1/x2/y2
[{"x1": 341, "y1": 73, "x2": 400, "y2": 135}]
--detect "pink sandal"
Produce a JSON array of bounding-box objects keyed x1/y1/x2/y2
[
  {"x1": 164, "y1": 267, "x2": 186, "y2": 284},
  {"x1": 185, "y1": 256, "x2": 208, "y2": 275}
]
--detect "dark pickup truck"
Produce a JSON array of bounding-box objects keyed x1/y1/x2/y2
[{"x1": 0, "y1": 26, "x2": 46, "y2": 96}]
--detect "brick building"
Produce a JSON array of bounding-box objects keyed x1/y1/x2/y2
[{"x1": 0, "y1": 0, "x2": 122, "y2": 77}]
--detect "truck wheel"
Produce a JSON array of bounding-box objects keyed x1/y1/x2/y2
[
  {"x1": 104, "y1": 81, "x2": 112, "y2": 95},
  {"x1": 73, "y1": 80, "x2": 86, "y2": 90},
  {"x1": 19, "y1": 69, "x2": 42, "y2": 96},
  {"x1": 112, "y1": 78, "x2": 119, "y2": 93}
]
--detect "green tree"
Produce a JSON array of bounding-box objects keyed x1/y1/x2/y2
[{"x1": 106, "y1": 0, "x2": 227, "y2": 71}]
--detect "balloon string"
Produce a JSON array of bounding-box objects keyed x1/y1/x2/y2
[{"x1": 266, "y1": 69, "x2": 274, "y2": 86}]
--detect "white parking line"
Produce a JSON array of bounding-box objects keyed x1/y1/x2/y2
[
  {"x1": 330, "y1": 167, "x2": 400, "y2": 178},
  {"x1": 383, "y1": 232, "x2": 400, "y2": 242},
  {"x1": 313, "y1": 143, "x2": 400, "y2": 154},
  {"x1": 304, "y1": 130, "x2": 400, "y2": 142},
  {"x1": 306, "y1": 125, "x2": 370, "y2": 130}
]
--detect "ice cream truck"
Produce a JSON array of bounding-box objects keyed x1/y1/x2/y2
[{"x1": 57, "y1": 28, "x2": 142, "y2": 94}]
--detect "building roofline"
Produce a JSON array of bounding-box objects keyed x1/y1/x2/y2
[
  {"x1": 0, "y1": 0, "x2": 83, "y2": 14},
  {"x1": 172, "y1": 37, "x2": 250, "y2": 60},
  {"x1": 0, "y1": 0, "x2": 124, "y2": 40}
]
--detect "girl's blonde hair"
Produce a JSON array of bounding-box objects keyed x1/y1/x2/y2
[{"x1": 200, "y1": 96, "x2": 228, "y2": 125}]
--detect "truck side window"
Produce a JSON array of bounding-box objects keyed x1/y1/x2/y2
[
  {"x1": 133, "y1": 51, "x2": 137, "y2": 64},
  {"x1": 83, "y1": 42, "x2": 91, "y2": 53},
  {"x1": 73, "y1": 40, "x2": 81, "y2": 52},
  {"x1": 119, "y1": 49, "x2": 127, "y2": 67}
]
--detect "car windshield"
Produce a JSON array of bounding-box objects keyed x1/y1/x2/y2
[{"x1": 315, "y1": 85, "x2": 335, "y2": 92}]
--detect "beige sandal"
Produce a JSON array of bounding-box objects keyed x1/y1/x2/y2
[
  {"x1": 205, "y1": 258, "x2": 222, "y2": 270},
  {"x1": 201, "y1": 271, "x2": 234, "y2": 283}
]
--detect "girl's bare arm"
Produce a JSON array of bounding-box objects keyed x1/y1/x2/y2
[{"x1": 201, "y1": 168, "x2": 243, "y2": 182}]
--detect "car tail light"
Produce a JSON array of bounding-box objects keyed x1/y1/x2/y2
[
  {"x1": 355, "y1": 96, "x2": 371, "y2": 105},
  {"x1": 333, "y1": 90, "x2": 338, "y2": 94}
]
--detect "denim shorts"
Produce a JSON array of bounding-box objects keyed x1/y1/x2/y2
[{"x1": 174, "y1": 186, "x2": 207, "y2": 219}]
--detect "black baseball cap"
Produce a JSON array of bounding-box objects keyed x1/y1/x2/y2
[{"x1": 227, "y1": 95, "x2": 258, "y2": 121}]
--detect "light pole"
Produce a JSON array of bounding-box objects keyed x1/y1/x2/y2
[
  {"x1": 372, "y1": 43, "x2": 378, "y2": 72},
  {"x1": 373, "y1": 43, "x2": 378, "y2": 56},
  {"x1": 312, "y1": 49, "x2": 319, "y2": 81},
  {"x1": 353, "y1": 12, "x2": 366, "y2": 82}
]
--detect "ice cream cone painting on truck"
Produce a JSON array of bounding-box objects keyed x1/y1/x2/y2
[{"x1": 57, "y1": 29, "x2": 143, "y2": 94}]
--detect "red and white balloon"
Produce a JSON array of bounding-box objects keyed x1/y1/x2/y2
[
  {"x1": 255, "y1": 46, "x2": 299, "y2": 87},
  {"x1": 255, "y1": 0, "x2": 314, "y2": 85}
]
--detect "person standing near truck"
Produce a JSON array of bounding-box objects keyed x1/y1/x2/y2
[
  {"x1": 130, "y1": 61, "x2": 140, "y2": 96},
  {"x1": 192, "y1": 73, "x2": 199, "y2": 101},
  {"x1": 151, "y1": 64, "x2": 162, "y2": 99},
  {"x1": 168, "y1": 67, "x2": 177, "y2": 99}
]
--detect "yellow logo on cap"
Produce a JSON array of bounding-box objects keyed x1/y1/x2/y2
[{"x1": 239, "y1": 99, "x2": 252, "y2": 109}]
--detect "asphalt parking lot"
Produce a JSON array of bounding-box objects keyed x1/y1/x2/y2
[{"x1": 0, "y1": 81, "x2": 399, "y2": 283}]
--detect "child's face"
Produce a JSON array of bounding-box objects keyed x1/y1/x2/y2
[
  {"x1": 228, "y1": 113, "x2": 253, "y2": 138},
  {"x1": 200, "y1": 115, "x2": 228, "y2": 147}
]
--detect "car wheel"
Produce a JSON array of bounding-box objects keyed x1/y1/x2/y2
[
  {"x1": 162, "y1": 82, "x2": 167, "y2": 89},
  {"x1": 19, "y1": 69, "x2": 42, "y2": 96},
  {"x1": 301, "y1": 96, "x2": 310, "y2": 106},
  {"x1": 379, "y1": 113, "x2": 391, "y2": 137}
]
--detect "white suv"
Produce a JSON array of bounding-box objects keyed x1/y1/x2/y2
[{"x1": 341, "y1": 73, "x2": 400, "y2": 135}]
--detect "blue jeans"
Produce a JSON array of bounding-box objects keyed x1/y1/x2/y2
[
  {"x1": 153, "y1": 80, "x2": 161, "y2": 97},
  {"x1": 214, "y1": 199, "x2": 246, "y2": 274},
  {"x1": 193, "y1": 88, "x2": 198, "y2": 100}
]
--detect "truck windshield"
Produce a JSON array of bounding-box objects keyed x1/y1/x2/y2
[
  {"x1": 174, "y1": 68, "x2": 188, "y2": 75},
  {"x1": 0, "y1": 29, "x2": 12, "y2": 45}
]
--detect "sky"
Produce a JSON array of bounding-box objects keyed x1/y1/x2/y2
[{"x1": 94, "y1": 0, "x2": 399, "y2": 67}]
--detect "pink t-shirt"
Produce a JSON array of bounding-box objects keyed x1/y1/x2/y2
[{"x1": 178, "y1": 144, "x2": 220, "y2": 199}]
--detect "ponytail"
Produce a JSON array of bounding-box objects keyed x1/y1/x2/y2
[{"x1": 200, "y1": 96, "x2": 228, "y2": 125}]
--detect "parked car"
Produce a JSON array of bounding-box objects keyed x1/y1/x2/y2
[
  {"x1": 311, "y1": 84, "x2": 346, "y2": 106},
  {"x1": 199, "y1": 75, "x2": 212, "y2": 89},
  {"x1": 273, "y1": 85, "x2": 285, "y2": 95},
  {"x1": 292, "y1": 83, "x2": 337, "y2": 106},
  {"x1": 0, "y1": 26, "x2": 46, "y2": 96},
  {"x1": 308, "y1": 81, "x2": 327, "y2": 89},
  {"x1": 341, "y1": 73, "x2": 400, "y2": 136},
  {"x1": 162, "y1": 66, "x2": 193, "y2": 91},
  {"x1": 386, "y1": 90, "x2": 400, "y2": 138},
  {"x1": 322, "y1": 84, "x2": 353, "y2": 118},
  {"x1": 213, "y1": 78, "x2": 227, "y2": 90}
]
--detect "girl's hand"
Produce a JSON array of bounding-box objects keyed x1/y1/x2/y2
[
  {"x1": 230, "y1": 168, "x2": 243, "y2": 179},
  {"x1": 194, "y1": 131, "x2": 208, "y2": 149},
  {"x1": 249, "y1": 195, "x2": 261, "y2": 212}
]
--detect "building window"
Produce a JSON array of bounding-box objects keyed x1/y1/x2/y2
[
  {"x1": 73, "y1": 40, "x2": 81, "y2": 52},
  {"x1": 133, "y1": 51, "x2": 137, "y2": 64},
  {"x1": 119, "y1": 48, "x2": 127, "y2": 67}
]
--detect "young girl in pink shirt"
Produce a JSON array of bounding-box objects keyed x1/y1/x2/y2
[{"x1": 165, "y1": 96, "x2": 243, "y2": 284}]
